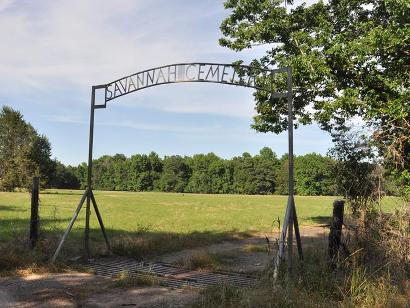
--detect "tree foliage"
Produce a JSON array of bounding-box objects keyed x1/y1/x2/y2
[
  {"x1": 220, "y1": 0, "x2": 410, "y2": 185},
  {"x1": 68, "y1": 148, "x2": 338, "y2": 195},
  {"x1": 159, "y1": 155, "x2": 190, "y2": 192},
  {"x1": 0, "y1": 103, "x2": 383, "y2": 197},
  {"x1": 51, "y1": 161, "x2": 80, "y2": 189},
  {"x1": 329, "y1": 128, "x2": 378, "y2": 214},
  {"x1": 0, "y1": 106, "x2": 55, "y2": 190},
  {"x1": 294, "y1": 153, "x2": 336, "y2": 196}
]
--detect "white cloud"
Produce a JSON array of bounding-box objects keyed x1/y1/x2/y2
[
  {"x1": 113, "y1": 82, "x2": 258, "y2": 118},
  {"x1": 0, "y1": 0, "x2": 14, "y2": 12},
  {"x1": 1, "y1": 1, "x2": 227, "y2": 86},
  {"x1": 49, "y1": 114, "x2": 85, "y2": 125},
  {"x1": 49, "y1": 113, "x2": 224, "y2": 134},
  {"x1": 98, "y1": 120, "x2": 224, "y2": 134},
  {"x1": 0, "y1": 1, "x2": 178, "y2": 88},
  {"x1": 0, "y1": 0, "x2": 263, "y2": 117}
]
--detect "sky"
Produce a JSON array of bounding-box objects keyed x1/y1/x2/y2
[{"x1": 0, "y1": 0, "x2": 330, "y2": 166}]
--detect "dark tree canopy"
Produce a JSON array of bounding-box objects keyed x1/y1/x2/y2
[
  {"x1": 51, "y1": 161, "x2": 80, "y2": 189},
  {"x1": 68, "y1": 149, "x2": 343, "y2": 196}
]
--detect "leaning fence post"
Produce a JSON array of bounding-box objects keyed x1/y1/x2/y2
[
  {"x1": 328, "y1": 199, "x2": 345, "y2": 266},
  {"x1": 29, "y1": 176, "x2": 40, "y2": 249}
]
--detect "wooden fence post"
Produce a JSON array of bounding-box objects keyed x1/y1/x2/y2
[
  {"x1": 29, "y1": 177, "x2": 40, "y2": 249},
  {"x1": 328, "y1": 200, "x2": 345, "y2": 266}
]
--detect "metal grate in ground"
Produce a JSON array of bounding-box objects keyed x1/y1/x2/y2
[{"x1": 86, "y1": 257, "x2": 257, "y2": 289}]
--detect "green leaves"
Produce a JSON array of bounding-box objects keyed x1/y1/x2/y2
[
  {"x1": 0, "y1": 106, "x2": 55, "y2": 190},
  {"x1": 220, "y1": 0, "x2": 410, "y2": 185},
  {"x1": 220, "y1": 0, "x2": 409, "y2": 127}
]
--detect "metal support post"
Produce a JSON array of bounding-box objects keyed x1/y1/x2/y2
[
  {"x1": 52, "y1": 85, "x2": 110, "y2": 263},
  {"x1": 274, "y1": 67, "x2": 303, "y2": 277},
  {"x1": 293, "y1": 202, "x2": 303, "y2": 260},
  {"x1": 90, "y1": 191, "x2": 111, "y2": 253},
  {"x1": 84, "y1": 86, "x2": 96, "y2": 260},
  {"x1": 51, "y1": 189, "x2": 88, "y2": 263}
]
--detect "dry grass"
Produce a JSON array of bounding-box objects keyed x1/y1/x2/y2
[
  {"x1": 173, "y1": 251, "x2": 234, "y2": 271},
  {"x1": 242, "y1": 244, "x2": 268, "y2": 253},
  {"x1": 0, "y1": 228, "x2": 251, "y2": 275},
  {"x1": 340, "y1": 206, "x2": 409, "y2": 280},
  {"x1": 112, "y1": 271, "x2": 160, "y2": 288},
  {"x1": 364, "y1": 207, "x2": 409, "y2": 272},
  {"x1": 192, "y1": 208, "x2": 410, "y2": 308},
  {"x1": 0, "y1": 232, "x2": 89, "y2": 276},
  {"x1": 192, "y1": 251, "x2": 409, "y2": 308},
  {"x1": 111, "y1": 231, "x2": 251, "y2": 260}
]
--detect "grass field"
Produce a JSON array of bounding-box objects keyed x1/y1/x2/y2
[
  {"x1": 0, "y1": 190, "x2": 404, "y2": 259},
  {"x1": 0, "y1": 189, "x2": 408, "y2": 308},
  {"x1": 0, "y1": 189, "x2": 402, "y2": 236}
]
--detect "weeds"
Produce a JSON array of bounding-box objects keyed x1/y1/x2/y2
[
  {"x1": 0, "y1": 231, "x2": 86, "y2": 276},
  {"x1": 192, "y1": 248, "x2": 409, "y2": 307},
  {"x1": 191, "y1": 208, "x2": 410, "y2": 307},
  {"x1": 113, "y1": 270, "x2": 160, "y2": 288},
  {"x1": 242, "y1": 244, "x2": 268, "y2": 253},
  {"x1": 173, "y1": 251, "x2": 233, "y2": 271}
]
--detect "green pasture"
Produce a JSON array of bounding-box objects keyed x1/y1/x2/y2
[{"x1": 0, "y1": 190, "x2": 402, "y2": 241}]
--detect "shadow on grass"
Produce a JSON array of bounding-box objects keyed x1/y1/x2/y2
[
  {"x1": 0, "y1": 217, "x2": 72, "y2": 239},
  {"x1": 0, "y1": 207, "x2": 330, "y2": 274},
  {"x1": 309, "y1": 215, "x2": 331, "y2": 225},
  {"x1": 0, "y1": 204, "x2": 28, "y2": 212},
  {"x1": 0, "y1": 214, "x2": 331, "y2": 268},
  {"x1": 55, "y1": 227, "x2": 255, "y2": 264},
  {"x1": 40, "y1": 190, "x2": 84, "y2": 196},
  {"x1": 0, "y1": 215, "x2": 253, "y2": 271}
]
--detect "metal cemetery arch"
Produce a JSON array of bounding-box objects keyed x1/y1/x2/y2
[{"x1": 52, "y1": 63, "x2": 303, "y2": 269}]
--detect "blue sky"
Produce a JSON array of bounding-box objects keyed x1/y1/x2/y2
[{"x1": 0, "y1": 0, "x2": 330, "y2": 166}]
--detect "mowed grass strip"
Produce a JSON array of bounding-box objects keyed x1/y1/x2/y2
[{"x1": 0, "y1": 190, "x2": 401, "y2": 239}]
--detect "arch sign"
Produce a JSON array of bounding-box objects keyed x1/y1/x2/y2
[
  {"x1": 104, "y1": 63, "x2": 287, "y2": 104},
  {"x1": 52, "y1": 62, "x2": 303, "y2": 270}
]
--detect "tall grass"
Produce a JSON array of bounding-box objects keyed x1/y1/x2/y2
[
  {"x1": 192, "y1": 250, "x2": 408, "y2": 307},
  {"x1": 191, "y1": 208, "x2": 410, "y2": 308}
]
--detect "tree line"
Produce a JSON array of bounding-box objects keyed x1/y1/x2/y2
[
  {"x1": 0, "y1": 105, "x2": 398, "y2": 196},
  {"x1": 59, "y1": 149, "x2": 337, "y2": 195},
  {"x1": 0, "y1": 106, "x2": 337, "y2": 195}
]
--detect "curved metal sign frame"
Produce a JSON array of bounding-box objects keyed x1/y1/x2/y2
[
  {"x1": 95, "y1": 63, "x2": 289, "y2": 108},
  {"x1": 52, "y1": 63, "x2": 303, "y2": 270}
]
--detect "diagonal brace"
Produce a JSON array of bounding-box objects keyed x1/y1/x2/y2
[
  {"x1": 90, "y1": 191, "x2": 111, "y2": 253},
  {"x1": 51, "y1": 189, "x2": 88, "y2": 263}
]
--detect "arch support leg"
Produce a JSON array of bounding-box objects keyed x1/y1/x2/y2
[
  {"x1": 90, "y1": 190, "x2": 111, "y2": 254},
  {"x1": 51, "y1": 189, "x2": 88, "y2": 263},
  {"x1": 273, "y1": 195, "x2": 303, "y2": 278}
]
